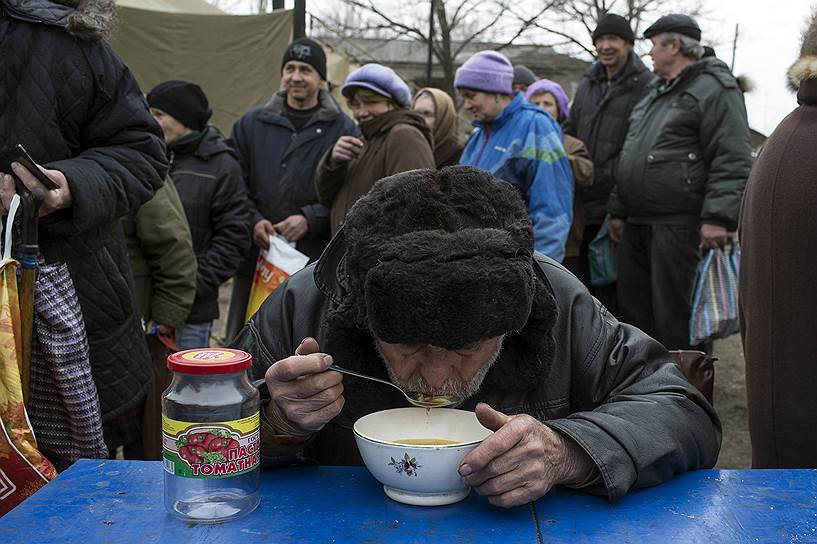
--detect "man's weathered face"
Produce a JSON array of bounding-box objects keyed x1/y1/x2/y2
[
  {"x1": 149, "y1": 107, "x2": 190, "y2": 144},
  {"x1": 374, "y1": 335, "x2": 505, "y2": 399},
  {"x1": 282, "y1": 60, "x2": 322, "y2": 104},
  {"x1": 594, "y1": 34, "x2": 631, "y2": 72},
  {"x1": 648, "y1": 36, "x2": 677, "y2": 78}
]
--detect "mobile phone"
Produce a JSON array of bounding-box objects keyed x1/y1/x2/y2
[{"x1": 0, "y1": 144, "x2": 59, "y2": 191}]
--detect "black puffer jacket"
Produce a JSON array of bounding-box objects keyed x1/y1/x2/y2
[
  {"x1": 169, "y1": 127, "x2": 251, "y2": 323},
  {"x1": 564, "y1": 51, "x2": 652, "y2": 225},
  {"x1": 233, "y1": 232, "x2": 721, "y2": 501},
  {"x1": 0, "y1": 0, "x2": 167, "y2": 445},
  {"x1": 229, "y1": 89, "x2": 358, "y2": 265},
  {"x1": 609, "y1": 57, "x2": 752, "y2": 230}
]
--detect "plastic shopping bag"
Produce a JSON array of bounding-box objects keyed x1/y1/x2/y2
[
  {"x1": 0, "y1": 195, "x2": 57, "y2": 517},
  {"x1": 588, "y1": 217, "x2": 617, "y2": 286},
  {"x1": 245, "y1": 235, "x2": 309, "y2": 321},
  {"x1": 689, "y1": 243, "x2": 740, "y2": 346},
  {"x1": 27, "y1": 262, "x2": 109, "y2": 466}
]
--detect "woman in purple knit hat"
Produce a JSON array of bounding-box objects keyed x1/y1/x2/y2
[
  {"x1": 456, "y1": 51, "x2": 574, "y2": 262},
  {"x1": 525, "y1": 79, "x2": 594, "y2": 272},
  {"x1": 315, "y1": 63, "x2": 434, "y2": 235}
]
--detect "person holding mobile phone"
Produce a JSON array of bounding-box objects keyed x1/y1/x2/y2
[{"x1": 0, "y1": 0, "x2": 168, "y2": 461}]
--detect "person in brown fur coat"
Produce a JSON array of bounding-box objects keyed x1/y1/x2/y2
[{"x1": 739, "y1": 8, "x2": 817, "y2": 468}]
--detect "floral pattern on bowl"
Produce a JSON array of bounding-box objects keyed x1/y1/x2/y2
[{"x1": 388, "y1": 452, "x2": 421, "y2": 476}]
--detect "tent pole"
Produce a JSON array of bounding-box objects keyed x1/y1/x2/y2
[{"x1": 294, "y1": 0, "x2": 306, "y2": 38}]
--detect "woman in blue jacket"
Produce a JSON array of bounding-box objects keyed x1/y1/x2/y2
[{"x1": 457, "y1": 51, "x2": 573, "y2": 262}]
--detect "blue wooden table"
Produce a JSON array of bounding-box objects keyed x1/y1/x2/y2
[{"x1": 1, "y1": 460, "x2": 816, "y2": 543}]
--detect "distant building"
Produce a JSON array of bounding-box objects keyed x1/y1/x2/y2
[{"x1": 320, "y1": 36, "x2": 589, "y2": 99}]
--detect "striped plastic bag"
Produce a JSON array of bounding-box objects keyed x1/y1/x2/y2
[{"x1": 689, "y1": 243, "x2": 740, "y2": 346}]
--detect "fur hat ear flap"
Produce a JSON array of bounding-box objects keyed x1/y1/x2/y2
[{"x1": 788, "y1": 8, "x2": 817, "y2": 90}]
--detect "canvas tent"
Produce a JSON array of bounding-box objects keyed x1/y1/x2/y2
[{"x1": 110, "y1": 1, "x2": 292, "y2": 132}]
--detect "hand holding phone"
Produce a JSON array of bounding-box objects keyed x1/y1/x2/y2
[
  {"x1": 0, "y1": 144, "x2": 59, "y2": 191},
  {"x1": 0, "y1": 145, "x2": 72, "y2": 216}
]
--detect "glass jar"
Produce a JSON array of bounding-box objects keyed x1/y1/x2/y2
[{"x1": 162, "y1": 348, "x2": 260, "y2": 523}]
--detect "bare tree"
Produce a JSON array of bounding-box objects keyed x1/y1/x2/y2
[
  {"x1": 311, "y1": 0, "x2": 564, "y2": 98},
  {"x1": 516, "y1": 0, "x2": 705, "y2": 58}
]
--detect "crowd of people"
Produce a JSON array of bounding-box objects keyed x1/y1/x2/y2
[{"x1": 3, "y1": 0, "x2": 817, "y2": 507}]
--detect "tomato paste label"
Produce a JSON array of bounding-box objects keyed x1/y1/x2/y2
[{"x1": 162, "y1": 413, "x2": 260, "y2": 478}]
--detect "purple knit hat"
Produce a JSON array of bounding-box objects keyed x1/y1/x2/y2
[
  {"x1": 341, "y1": 63, "x2": 412, "y2": 107},
  {"x1": 525, "y1": 79, "x2": 570, "y2": 123},
  {"x1": 454, "y1": 51, "x2": 514, "y2": 95}
]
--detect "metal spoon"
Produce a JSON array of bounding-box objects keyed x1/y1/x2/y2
[
  {"x1": 327, "y1": 365, "x2": 459, "y2": 408},
  {"x1": 251, "y1": 366, "x2": 459, "y2": 408}
]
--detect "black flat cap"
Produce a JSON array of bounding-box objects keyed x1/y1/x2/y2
[{"x1": 643, "y1": 14, "x2": 701, "y2": 41}]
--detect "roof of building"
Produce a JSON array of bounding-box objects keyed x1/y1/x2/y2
[{"x1": 319, "y1": 36, "x2": 588, "y2": 80}]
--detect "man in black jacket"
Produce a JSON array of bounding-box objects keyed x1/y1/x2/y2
[
  {"x1": 147, "y1": 81, "x2": 251, "y2": 350},
  {"x1": 0, "y1": 0, "x2": 167, "y2": 454},
  {"x1": 225, "y1": 38, "x2": 358, "y2": 341},
  {"x1": 564, "y1": 14, "x2": 652, "y2": 314},
  {"x1": 608, "y1": 15, "x2": 752, "y2": 350},
  {"x1": 234, "y1": 167, "x2": 720, "y2": 507}
]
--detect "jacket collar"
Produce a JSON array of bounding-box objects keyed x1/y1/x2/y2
[
  {"x1": 472, "y1": 91, "x2": 526, "y2": 131},
  {"x1": 587, "y1": 50, "x2": 648, "y2": 83},
  {"x1": 357, "y1": 108, "x2": 432, "y2": 145},
  {"x1": 652, "y1": 57, "x2": 714, "y2": 94},
  {"x1": 260, "y1": 88, "x2": 343, "y2": 126},
  {"x1": 798, "y1": 77, "x2": 817, "y2": 105},
  {"x1": 2, "y1": 0, "x2": 113, "y2": 40},
  {"x1": 170, "y1": 126, "x2": 234, "y2": 161},
  {"x1": 314, "y1": 227, "x2": 348, "y2": 306}
]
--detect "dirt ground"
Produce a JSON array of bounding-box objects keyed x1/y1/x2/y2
[
  {"x1": 711, "y1": 334, "x2": 751, "y2": 468},
  {"x1": 213, "y1": 280, "x2": 752, "y2": 468}
]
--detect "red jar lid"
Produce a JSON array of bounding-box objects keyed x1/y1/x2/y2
[{"x1": 167, "y1": 348, "x2": 252, "y2": 374}]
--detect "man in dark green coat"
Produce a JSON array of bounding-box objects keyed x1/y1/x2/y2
[
  {"x1": 122, "y1": 177, "x2": 197, "y2": 458},
  {"x1": 607, "y1": 14, "x2": 751, "y2": 350}
]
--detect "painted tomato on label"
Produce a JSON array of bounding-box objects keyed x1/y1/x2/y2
[
  {"x1": 207, "y1": 437, "x2": 240, "y2": 454},
  {"x1": 178, "y1": 445, "x2": 203, "y2": 464},
  {"x1": 187, "y1": 432, "x2": 216, "y2": 448}
]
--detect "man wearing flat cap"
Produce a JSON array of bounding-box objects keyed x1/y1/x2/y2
[
  {"x1": 564, "y1": 14, "x2": 652, "y2": 314},
  {"x1": 226, "y1": 37, "x2": 358, "y2": 340},
  {"x1": 234, "y1": 166, "x2": 720, "y2": 507},
  {"x1": 608, "y1": 14, "x2": 752, "y2": 350}
]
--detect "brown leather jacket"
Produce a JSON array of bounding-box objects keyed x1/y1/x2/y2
[{"x1": 233, "y1": 231, "x2": 721, "y2": 500}]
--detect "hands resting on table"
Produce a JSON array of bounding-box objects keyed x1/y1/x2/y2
[{"x1": 262, "y1": 338, "x2": 597, "y2": 508}]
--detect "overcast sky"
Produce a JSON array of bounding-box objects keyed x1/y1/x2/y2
[
  {"x1": 690, "y1": 0, "x2": 815, "y2": 135},
  {"x1": 217, "y1": 0, "x2": 814, "y2": 135}
]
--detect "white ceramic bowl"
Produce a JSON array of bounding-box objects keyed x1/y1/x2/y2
[{"x1": 353, "y1": 407, "x2": 492, "y2": 506}]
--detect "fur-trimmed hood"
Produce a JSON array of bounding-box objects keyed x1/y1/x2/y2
[
  {"x1": 1, "y1": 0, "x2": 115, "y2": 40},
  {"x1": 788, "y1": 8, "x2": 817, "y2": 90}
]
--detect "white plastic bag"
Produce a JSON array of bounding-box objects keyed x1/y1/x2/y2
[{"x1": 244, "y1": 235, "x2": 309, "y2": 320}]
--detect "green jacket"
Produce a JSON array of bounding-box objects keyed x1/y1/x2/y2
[
  {"x1": 609, "y1": 57, "x2": 752, "y2": 230},
  {"x1": 121, "y1": 177, "x2": 197, "y2": 328}
]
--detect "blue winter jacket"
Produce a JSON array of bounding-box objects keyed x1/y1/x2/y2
[{"x1": 460, "y1": 92, "x2": 573, "y2": 261}]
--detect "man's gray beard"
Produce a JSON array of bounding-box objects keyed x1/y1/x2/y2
[{"x1": 375, "y1": 336, "x2": 505, "y2": 401}]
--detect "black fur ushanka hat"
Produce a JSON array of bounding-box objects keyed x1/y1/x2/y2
[{"x1": 339, "y1": 166, "x2": 537, "y2": 349}]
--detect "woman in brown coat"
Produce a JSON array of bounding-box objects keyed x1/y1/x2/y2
[
  {"x1": 412, "y1": 87, "x2": 463, "y2": 168},
  {"x1": 315, "y1": 64, "x2": 434, "y2": 234},
  {"x1": 525, "y1": 80, "x2": 594, "y2": 266},
  {"x1": 739, "y1": 11, "x2": 817, "y2": 468}
]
